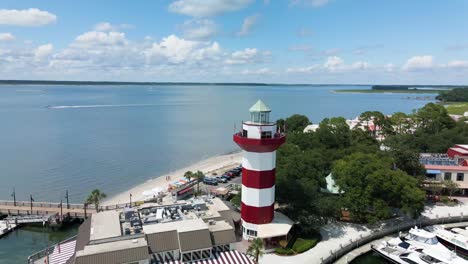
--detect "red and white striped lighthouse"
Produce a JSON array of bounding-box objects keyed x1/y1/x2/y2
[{"x1": 233, "y1": 100, "x2": 285, "y2": 239}]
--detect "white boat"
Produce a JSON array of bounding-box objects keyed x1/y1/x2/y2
[
  {"x1": 372, "y1": 240, "x2": 448, "y2": 264},
  {"x1": 390, "y1": 227, "x2": 468, "y2": 264},
  {"x1": 425, "y1": 225, "x2": 468, "y2": 258}
]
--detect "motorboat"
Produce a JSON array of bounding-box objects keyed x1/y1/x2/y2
[
  {"x1": 372, "y1": 240, "x2": 447, "y2": 264},
  {"x1": 426, "y1": 225, "x2": 468, "y2": 258},
  {"x1": 388, "y1": 227, "x2": 468, "y2": 263}
]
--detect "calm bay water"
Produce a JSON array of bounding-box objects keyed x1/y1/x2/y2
[
  {"x1": 0, "y1": 84, "x2": 433, "y2": 263},
  {"x1": 0, "y1": 84, "x2": 434, "y2": 203}
]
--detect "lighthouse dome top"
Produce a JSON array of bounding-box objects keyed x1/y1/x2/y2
[
  {"x1": 249, "y1": 100, "x2": 271, "y2": 113},
  {"x1": 248, "y1": 100, "x2": 272, "y2": 124}
]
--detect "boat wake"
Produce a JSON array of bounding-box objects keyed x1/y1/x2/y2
[{"x1": 47, "y1": 104, "x2": 167, "y2": 109}]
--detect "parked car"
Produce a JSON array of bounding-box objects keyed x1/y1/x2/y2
[
  {"x1": 220, "y1": 175, "x2": 231, "y2": 181},
  {"x1": 225, "y1": 171, "x2": 235, "y2": 177},
  {"x1": 223, "y1": 173, "x2": 235, "y2": 179},
  {"x1": 203, "y1": 177, "x2": 218, "y2": 186},
  {"x1": 215, "y1": 176, "x2": 228, "y2": 183}
]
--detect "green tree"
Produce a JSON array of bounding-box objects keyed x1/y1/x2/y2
[
  {"x1": 247, "y1": 238, "x2": 264, "y2": 263},
  {"x1": 436, "y1": 88, "x2": 468, "y2": 102},
  {"x1": 184, "y1": 171, "x2": 194, "y2": 182},
  {"x1": 86, "y1": 189, "x2": 107, "y2": 212},
  {"x1": 193, "y1": 170, "x2": 205, "y2": 195},
  {"x1": 444, "y1": 180, "x2": 459, "y2": 199},
  {"x1": 415, "y1": 103, "x2": 455, "y2": 134},
  {"x1": 332, "y1": 153, "x2": 425, "y2": 222},
  {"x1": 284, "y1": 114, "x2": 311, "y2": 133},
  {"x1": 316, "y1": 117, "x2": 351, "y2": 148}
]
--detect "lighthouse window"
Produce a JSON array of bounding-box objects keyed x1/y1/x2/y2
[
  {"x1": 457, "y1": 173, "x2": 464, "y2": 181},
  {"x1": 246, "y1": 229, "x2": 257, "y2": 237},
  {"x1": 261, "y1": 131, "x2": 272, "y2": 139}
]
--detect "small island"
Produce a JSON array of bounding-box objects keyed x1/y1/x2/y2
[{"x1": 333, "y1": 85, "x2": 466, "y2": 94}]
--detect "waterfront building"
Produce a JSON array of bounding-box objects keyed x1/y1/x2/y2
[
  {"x1": 421, "y1": 145, "x2": 468, "y2": 196},
  {"x1": 39, "y1": 197, "x2": 240, "y2": 264},
  {"x1": 233, "y1": 100, "x2": 293, "y2": 250}
]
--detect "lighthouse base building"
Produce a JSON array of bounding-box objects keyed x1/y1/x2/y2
[{"x1": 233, "y1": 100, "x2": 293, "y2": 251}]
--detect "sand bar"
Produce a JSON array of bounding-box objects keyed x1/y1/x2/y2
[{"x1": 102, "y1": 152, "x2": 242, "y2": 206}]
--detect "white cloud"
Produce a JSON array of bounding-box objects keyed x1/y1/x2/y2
[
  {"x1": 0, "y1": 8, "x2": 56, "y2": 26},
  {"x1": 384, "y1": 63, "x2": 395, "y2": 72},
  {"x1": 289, "y1": 45, "x2": 312, "y2": 52},
  {"x1": 168, "y1": 0, "x2": 253, "y2": 17},
  {"x1": 446, "y1": 60, "x2": 468, "y2": 69},
  {"x1": 93, "y1": 22, "x2": 134, "y2": 32},
  {"x1": 289, "y1": 0, "x2": 330, "y2": 7},
  {"x1": 403, "y1": 55, "x2": 434, "y2": 71},
  {"x1": 324, "y1": 56, "x2": 344, "y2": 71},
  {"x1": 34, "y1": 44, "x2": 53, "y2": 61},
  {"x1": 225, "y1": 48, "x2": 270, "y2": 65},
  {"x1": 0, "y1": 33, "x2": 15, "y2": 41},
  {"x1": 286, "y1": 65, "x2": 319, "y2": 73},
  {"x1": 237, "y1": 15, "x2": 260, "y2": 36},
  {"x1": 181, "y1": 19, "x2": 218, "y2": 40},
  {"x1": 144, "y1": 35, "x2": 222, "y2": 64},
  {"x1": 350, "y1": 61, "x2": 370, "y2": 70},
  {"x1": 74, "y1": 31, "x2": 128, "y2": 47},
  {"x1": 241, "y1": 68, "x2": 273, "y2": 75}
]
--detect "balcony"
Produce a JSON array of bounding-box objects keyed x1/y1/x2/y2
[{"x1": 233, "y1": 132, "x2": 285, "y2": 153}]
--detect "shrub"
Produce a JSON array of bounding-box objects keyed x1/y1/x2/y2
[
  {"x1": 275, "y1": 247, "x2": 295, "y2": 255},
  {"x1": 292, "y1": 238, "x2": 319, "y2": 254}
]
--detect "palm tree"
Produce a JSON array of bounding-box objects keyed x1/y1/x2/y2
[
  {"x1": 86, "y1": 189, "x2": 106, "y2": 212},
  {"x1": 247, "y1": 238, "x2": 264, "y2": 263},
  {"x1": 193, "y1": 170, "x2": 205, "y2": 195},
  {"x1": 184, "y1": 171, "x2": 194, "y2": 182}
]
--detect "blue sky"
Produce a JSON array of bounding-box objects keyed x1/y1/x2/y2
[{"x1": 0, "y1": 0, "x2": 468, "y2": 84}]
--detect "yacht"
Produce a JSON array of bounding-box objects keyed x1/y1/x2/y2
[
  {"x1": 389, "y1": 227, "x2": 468, "y2": 264},
  {"x1": 426, "y1": 225, "x2": 468, "y2": 258},
  {"x1": 372, "y1": 240, "x2": 447, "y2": 263}
]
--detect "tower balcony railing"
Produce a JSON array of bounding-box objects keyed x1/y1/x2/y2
[{"x1": 233, "y1": 132, "x2": 286, "y2": 152}]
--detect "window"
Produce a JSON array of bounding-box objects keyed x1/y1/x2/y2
[
  {"x1": 261, "y1": 131, "x2": 272, "y2": 139},
  {"x1": 246, "y1": 229, "x2": 257, "y2": 237},
  {"x1": 242, "y1": 129, "x2": 248, "y2": 137},
  {"x1": 444, "y1": 172, "x2": 452, "y2": 180},
  {"x1": 457, "y1": 173, "x2": 464, "y2": 181}
]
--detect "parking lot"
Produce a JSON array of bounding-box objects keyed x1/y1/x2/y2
[{"x1": 200, "y1": 163, "x2": 242, "y2": 190}]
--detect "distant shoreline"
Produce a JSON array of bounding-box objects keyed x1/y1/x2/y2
[
  {"x1": 0, "y1": 80, "x2": 370, "y2": 87},
  {"x1": 332, "y1": 89, "x2": 443, "y2": 94}
]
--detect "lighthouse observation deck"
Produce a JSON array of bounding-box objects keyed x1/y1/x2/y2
[{"x1": 233, "y1": 131, "x2": 285, "y2": 153}]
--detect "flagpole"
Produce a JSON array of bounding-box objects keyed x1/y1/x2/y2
[
  {"x1": 30, "y1": 195, "x2": 34, "y2": 213},
  {"x1": 12, "y1": 187, "x2": 16, "y2": 207}
]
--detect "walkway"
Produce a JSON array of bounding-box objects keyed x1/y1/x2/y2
[{"x1": 261, "y1": 198, "x2": 468, "y2": 264}]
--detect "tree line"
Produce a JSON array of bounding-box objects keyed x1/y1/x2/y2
[{"x1": 275, "y1": 103, "x2": 468, "y2": 226}]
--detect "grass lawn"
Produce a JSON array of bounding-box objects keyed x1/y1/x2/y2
[
  {"x1": 333, "y1": 89, "x2": 443, "y2": 94},
  {"x1": 445, "y1": 102, "x2": 468, "y2": 115},
  {"x1": 275, "y1": 231, "x2": 321, "y2": 255}
]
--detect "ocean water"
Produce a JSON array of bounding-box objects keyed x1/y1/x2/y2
[
  {"x1": 0, "y1": 84, "x2": 435, "y2": 263},
  {"x1": 0, "y1": 84, "x2": 434, "y2": 204}
]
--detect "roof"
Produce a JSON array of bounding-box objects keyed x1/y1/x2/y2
[
  {"x1": 424, "y1": 164, "x2": 468, "y2": 172},
  {"x1": 303, "y1": 124, "x2": 319, "y2": 133},
  {"x1": 89, "y1": 211, "x2": 121, "y2": 241},
  {"x1": 75, "y1": 216, "x2": 92, "y2": 252},
  {"x1": 75, "y1": 237, "x2": 149, "y2": 264},
  {"x1": 143, "y1": 218, "x2": 208, "y2": 234},
  {"x1": 455, "y1": 144, "x2": 468, "y2": 150},
  {"x1": 320, "y1": 173, "x2": 343, "y2": 194},
  {"x1": 449, "y1": 147, "x2": 468, "y2": 155},
  {"x1": 178, "y1": 229, "x2": 213, "y2": 252},
  {"x1": 256, "y1": 212, "x2": 293, "y2": 239},
  {"x1": 146, "y1": 230, "x2": 179, "y2": 253},
  {"x1": 210, "y1": 229, "x2": 237, "y2": 246},
  {"x1": 249, "y1": 100, "x2": 271, "y2": 112}
]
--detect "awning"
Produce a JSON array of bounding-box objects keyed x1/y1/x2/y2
[{"x1": 426, "y1": 169, "x2": 441, "y2": 174}]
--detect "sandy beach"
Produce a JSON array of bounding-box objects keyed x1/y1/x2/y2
[{"x1": 102, "y1": 151, "x2": 242, "y2": 206}]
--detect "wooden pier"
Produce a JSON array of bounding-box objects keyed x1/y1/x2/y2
[{"x1": 0, "y1": 200, "x2": 136, "y2": 220}]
